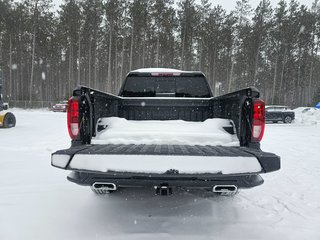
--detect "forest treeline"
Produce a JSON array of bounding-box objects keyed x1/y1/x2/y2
[{"x1": 0, "y1": 0, "x2": 319, "y2": 106}]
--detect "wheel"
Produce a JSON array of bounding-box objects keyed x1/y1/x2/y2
[
  {"x1": 91, "y1": 187, "x2": 114, "y2": 195},
  {"x1": 283, "y1": 116, "x2": 292, "y2": 124},
  {"x1": 3, "y1": 112, "x2": 16, "y2": 128}
]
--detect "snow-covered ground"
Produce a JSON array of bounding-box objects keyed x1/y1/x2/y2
[{"x1": 1, "y1": 109, "x2": 320, "y2": 240}]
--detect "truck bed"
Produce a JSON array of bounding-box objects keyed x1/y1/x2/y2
[{"x1": 92, "y1": 117, "x2": 239, "y2": 146}]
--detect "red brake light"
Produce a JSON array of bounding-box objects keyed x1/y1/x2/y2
[
  {"x1": 67, "y1": 97, "x2": 80, "y2": 140},
  {"x1": 252, "y1": 99, "x2": 265, "y2": 142}
]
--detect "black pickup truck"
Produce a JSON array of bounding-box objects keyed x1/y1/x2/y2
[{"x1": 51, "y1": 68, "x2": 280, "y2": 195}]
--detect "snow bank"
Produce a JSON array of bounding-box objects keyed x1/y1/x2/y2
[
  {"x1": 92, "y1": 117, "x2": 239, "y2": 146},
  {"x1": 294, "y1": 107, "x2": 320, "y2": 125}
]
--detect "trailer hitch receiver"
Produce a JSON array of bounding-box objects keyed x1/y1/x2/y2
[{"x1": 155, "y1": 184, "x2": 173, "y2": 196}]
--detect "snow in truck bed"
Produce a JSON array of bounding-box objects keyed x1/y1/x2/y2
[{"x1": 92, "y1": 117, "x2": 239, "y2": 146}]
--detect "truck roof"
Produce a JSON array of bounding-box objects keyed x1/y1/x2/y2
[{"x1": 129, "y1": 68, "x2": 205, "y2": 77}]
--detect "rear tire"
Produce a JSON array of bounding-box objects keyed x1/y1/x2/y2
[
  {"x1": 283, "y1": 116, "x2": 292, "y2": 124},
  {"x1": 3, "y1": 112, "x2": 16, "y2": 128}
]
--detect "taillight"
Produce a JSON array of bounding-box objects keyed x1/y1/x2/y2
[
  {"x1": 252, "y1": 99, "x2": 265, "y2": 142},
  {"x1": 67, "y1": 97, "x2": 80, "y2": 140}
]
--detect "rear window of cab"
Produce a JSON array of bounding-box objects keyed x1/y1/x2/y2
[{"x1": 120, "y1": 76, "x2": 212, "y2": 98}]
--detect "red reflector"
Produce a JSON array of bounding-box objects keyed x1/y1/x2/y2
[
  {"x1": 67, "y1": 97, "x2": 80, "y2": 140},
  {"x1": 252, "y1": 99, "x2": 265, "y2": 142}
]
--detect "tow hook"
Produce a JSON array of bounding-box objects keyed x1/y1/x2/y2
[{"x1": 155, "y1": 184, "x2": 173, "y2": 196}]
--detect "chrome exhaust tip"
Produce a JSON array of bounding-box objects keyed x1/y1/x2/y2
[
  {"x1": 213, "y1": 185, "x2": 238, "y2": 193},
  {"x1": 92, "y1": 182, "x2": 117, "y2": 191}
]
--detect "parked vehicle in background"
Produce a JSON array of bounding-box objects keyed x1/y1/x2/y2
[
  {"x1": 0, "y1": 76, "x2": 16, "y2": 128},
  {"x1": 52, "y1": 101, "x2": 68, "y2": 112},
  {"x1": 0, "y1": 101, "x2": 16, "y2": 128},
  {"x1": 265, "y1": 105, "x2": 295, "y2": 123}
]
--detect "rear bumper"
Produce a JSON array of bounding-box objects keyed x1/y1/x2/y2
[{"x1": 67, "y1": 171, "x2": 264, "y2": 189}]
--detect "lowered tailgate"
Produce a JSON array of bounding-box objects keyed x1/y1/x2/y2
[{"x1": 51, "y1": 144, "x2": 280, "y2": 175}]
